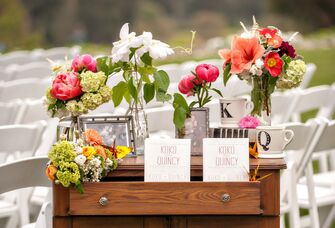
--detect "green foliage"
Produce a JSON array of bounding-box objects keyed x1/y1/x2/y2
[
  {"x1": 223, "y1": 63, "x2": 232, "y2": 86},
  {"x1": 112, "y1": 81, "x2": 128, "y2": 107},
  {"x1": 143, "y1": 83, "x2": 155, "y2": 103},
  {"x1": 172, "y1": 93, "x2": 190, "y2": 129},
  {"x1": 128, "y1": 77, "x2": 138, "y2": 102},
  {"x1": 154, "y1": 70, "x2": 170, "y2": 93}
]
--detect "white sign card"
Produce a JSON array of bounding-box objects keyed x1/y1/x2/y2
[
  {"x1": 203, "y1": 138, "x2": 249, "y2": 182},
  {"x1": 144, "y1": 138, "x2": 191, "y2": 182}
]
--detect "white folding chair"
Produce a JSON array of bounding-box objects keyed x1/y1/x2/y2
[
  {"x1": 0, "y1": 100, "x2": 24, "y2": 125},
  {"x1": 0, "y1": 157, "x2": 51, "y2": 228},
  {"x1": 298, "y1": 119, "x2": 335, "y2": 228},
  {"x1": 0, "y1": 67, "x2": 14, "y2": 81},
  {"x1": 271, "y1": 90, "x2": 299, "y2": 124},
  {"x1": 279, "y1": 119, "x2": 323, "y2": 228},
  {"x1": 0, "y1": 121, "x2": 46, "y2": 163},
  {"x1": 0, "y1": 78, "x2": 51, "y2": 102},
  {"x1": 300, "y1": 63, "x2": 317, "y2": 89},
  {"x1": 11, "y1": 62, "x2": 51, "y2": 80},
  {"x1": 290, "y1": 85, "x2": 331, "y2": 122},
  {"x1": 0, "y1": 51, "x2": 31, "y2": 67}
]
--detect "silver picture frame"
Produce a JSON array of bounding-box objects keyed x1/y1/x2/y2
[{"x1": 78, "y1": 115, "x2": 136, "y2": 156}]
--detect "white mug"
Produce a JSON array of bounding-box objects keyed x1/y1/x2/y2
[
  {"x1": 256, "y1": 126, "x2": 294, "y2": 158},
  {"x1": 219, "y1": 97, "x2": 254, "y2": 127}
]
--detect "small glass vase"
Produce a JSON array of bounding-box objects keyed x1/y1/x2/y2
[
  {"x1": 127, "y1": 97, "x2": 149, "y2": 156},
  {"x1": 57, "y1": 116, "x2": 80, "y2": 142},
  {"x1": 176, "y1": 107, "x2": 209, "y2": 156},
  {"x1": 251, "y1": 76, "x2": 272, "y2": 126}
]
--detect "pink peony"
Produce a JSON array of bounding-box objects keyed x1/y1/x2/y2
[
  {"x1": 51, "y1": 72, "x2": 83, "y2": 101},
  {"x1": 195, "y1": 64, "x2": 219, "y2": 83},
  {"x1": 239, "y1": 116, "x2": 260, "y2": 129},
  {"x1": 71, "y1": 54, "x2": 97, "y2": 72},
  {"x1": 178, "y1": 74, "x2": 196, "y2": 96}
]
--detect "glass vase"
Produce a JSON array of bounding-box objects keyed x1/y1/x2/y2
[
  {"x1": 251, "y1": 76, "x2": 272, "y2": 126},
  {"x1": 57, "y1": 116, "x2": 80, "y2": 142},
  {"x1": 127, "y1": 96, "x2": 149, "y2": 156}
]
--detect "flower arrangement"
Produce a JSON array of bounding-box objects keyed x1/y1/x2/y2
[
  {"x1": 108, "y1": 23, "x2": 174, "y2": 108},
  {"x1": 173, "y1": 63, "x2": 221, "y2": 129},
  {"x1": 218, "y1": 17, "x2": 306, "y2": 124},
  {"x1": 46, "y1": 129, "x2": 132, "y2": 193},
  {"x1": 45, "y1": 54, "x2": 113, "y2": 118}
]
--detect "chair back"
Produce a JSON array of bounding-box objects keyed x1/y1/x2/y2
[
  {"x1": 0, "y1": 78, "x2": 50, "y2": 102},
  {"x1": 299, "y1": 63, "x2": 316, "y2": 89},
  {"x1": 15, "y1": 99, "x2": 50, "y2": 124},
  {"x1": 0, "y1": 100, "x2": 23, "y2": 125},
  {"x1": 0, "y1": 121, "x2": 46, "y2": 163},
  {"x1": 271, "y1": 90, "x2": 298, "y2": 124},
  {"x1": 12, "y1": 62, "x2": 51, "y2": 80},
  {"x1": 313, "y1": 119, "x2": 335, "y2": 153},
  {"x1": 0, "y1": 156, "x2": 50, "y2": 194}
]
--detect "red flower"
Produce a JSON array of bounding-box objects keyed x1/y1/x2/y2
[
  {"x1": 178, "y1": 74, "x2": 196, "y2": 96},
  {"x1": 259, "y1": 28, "x2": 278, "y2": 38},
  {"x1": 278, "y1": 41, "x2": 296, "y2": 58},
  {"x1": 51, "y1": 72, "x2": 83, "y2": 100},
  {"x1": 264, "y1": 52, "x2": 283, "y2": 77}
]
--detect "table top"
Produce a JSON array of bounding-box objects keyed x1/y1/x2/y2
[{"x1": 117, "y1": 156, "x2": 286, "y2": 171}]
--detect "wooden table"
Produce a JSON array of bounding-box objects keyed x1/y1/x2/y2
[{"x1": 53, "y1": 156, "x2": 286, "y2": 228}]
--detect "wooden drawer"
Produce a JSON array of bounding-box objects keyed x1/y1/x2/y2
[{"x1": 69, "y1": 182, "x2": 261, "y2": 215}]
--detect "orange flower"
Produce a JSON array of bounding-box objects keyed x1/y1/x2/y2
[
  {"x1": 94, "y1": 145, "x2": 107, "y2": 159},
  {"x1": 219, "y1": 36, "x2": 265, "y2": 74},
  {"x1": 45, "y1": 164, "x2": 57, "y2": 181},
  {"x1": 83, "y1": 129, "x2": 103, "y2": 145}
]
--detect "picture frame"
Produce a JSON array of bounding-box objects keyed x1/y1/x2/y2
[{"x1": 78, "y1": 115, "x2": 136, "y2": 156}]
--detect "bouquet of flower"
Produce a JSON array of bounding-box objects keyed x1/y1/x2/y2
[
  {"x1": 218, "y1": 17, "x2": 306, "y2": 124},
  {"x1": 108, "y1": 23, "x2": 174, "y2": 108},
  {"x1": 173, "y1": 63, "x2": 221, "y2": 129},
  {"x1": 45, "y1": 129, "x2": 132, "y2": 193},
  {"x1": 45, "y1": 54, "x2": 113, "y2": 118}
]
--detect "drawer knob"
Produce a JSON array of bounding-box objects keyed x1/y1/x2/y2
[
  {"x1": 221, "y1": 193, "x2": 231, "y2": 202},
  {"x1": 99, "y1": 196, "x2": 108, "y2": 206}
]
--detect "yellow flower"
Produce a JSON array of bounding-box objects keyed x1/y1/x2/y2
[
  {"x1": 115, "y1": 146, "x2": 132, "y2": 159},
  {"x1": 82, "y1": 146, "x2": 96, "y2": 160}
]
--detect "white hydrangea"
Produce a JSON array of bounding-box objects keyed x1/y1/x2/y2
[{"x1": 81, "y1": 157, "x2": 103, "y2": 182}]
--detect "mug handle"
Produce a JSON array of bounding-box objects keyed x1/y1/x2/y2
[
  {"x1": 246, "y1": 101, "x2": 254, "y2": 114},
  {"x1": 282, "y1": 129, "x2": 294, "y2": 149}
]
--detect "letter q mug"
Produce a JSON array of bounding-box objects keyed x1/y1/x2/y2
[
  {"x1": 256, "y1": 126, "x2": 294, "y2": 158},
  {"x1": 219, "y1": 97, "x2": 254, "y2": 127}
]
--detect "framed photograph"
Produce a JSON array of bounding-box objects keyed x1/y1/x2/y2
[{"x1": 78, "y1": 115, "x2": 136, "y2": 156}]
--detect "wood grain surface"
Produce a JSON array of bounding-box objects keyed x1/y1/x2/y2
[{"x1": 69, "y1": 182, "x2": 261, "y2": 215}]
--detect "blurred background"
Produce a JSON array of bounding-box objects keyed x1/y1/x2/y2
[{"x1": 1, "y1": 0, "x2": 335, "y2": 86}]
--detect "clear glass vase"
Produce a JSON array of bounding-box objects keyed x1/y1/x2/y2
[
  {"x1": 251, "y1": 76, "x2": 272, "y2": 126},
  {"x1": 127, "y1": 97, "x2": 149, "y2": 156},
  {"x1": 57, "y1": 116, "x2": 80, "y2": 142}
]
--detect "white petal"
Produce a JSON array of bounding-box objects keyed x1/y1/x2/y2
[{"x1": 120, "y1": 23, "x2": 129, "y2": 39}]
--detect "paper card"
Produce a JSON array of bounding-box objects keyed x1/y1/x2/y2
[
  {"x1": 203, "y1": 138, "x2": 249, "y2": 182},
  {"x1": 144, "y1": 138, "x2": 191, "y2": 182}
]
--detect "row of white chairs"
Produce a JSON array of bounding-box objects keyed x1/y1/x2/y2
[
  {"x1": 0, "y1": 46, "x2": 80, "y2": 67},
  {"x1": 0, "y1": 62, "x2": 52, "y2": 82},
  {"x1": 158, "y1": 60, "x2": 317, "y2": 89}
]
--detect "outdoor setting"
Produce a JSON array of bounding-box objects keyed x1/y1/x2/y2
[{"x1": 0, "y1": 0, "x2": 334, "y2": 227}]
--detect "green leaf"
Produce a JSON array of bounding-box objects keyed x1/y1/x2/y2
[
  {"x1": 124, "y1": 90, "x2": 131, "y2": 104},
  {"x1": 189, "y1": 101, "x2": 198, "y2": 109},
  {"x1": 173, "y1": 93, "x2": 189, "y2": 111},
  {"x1": 156, "y1": 91, "x2": 172, "y2": 102},
  {"x1": 154, "y1": 70, "x2": 170, "y2": 93},
  {"x1": 173, "y1": 106, "x2": 187, "y2": 129},
  {"x1": 112, "y1": 81, "x2": 127, "y2": 107},
  {"x1": 128, "y1": 77, "x2": 138, "y2": 102},
  {"x1": 143, "y1": 83, "x2": 155, "y2": 103},
  {"x1": 96, "y1": 56, "x2": 109, "y2": 75},
  {"x1": 223, "y1": 63, "x2": 232, "y2": 86},
  {"x1": 210, "y1": 88, "x2": 223, "y2": 97},
  {"x1": 75, "y1": 181, "x2": 84, "y2": 194},
  {"x1": 140, "y1": 52, "x2": 153, "y2": 65}
]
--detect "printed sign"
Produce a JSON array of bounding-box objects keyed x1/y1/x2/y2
[
  {"x1": 203, "y1": 138, "x2": 249, "y2": 182},
  {"x1": 144, "y1": 138, "x2": 191, "y2": 182}
]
